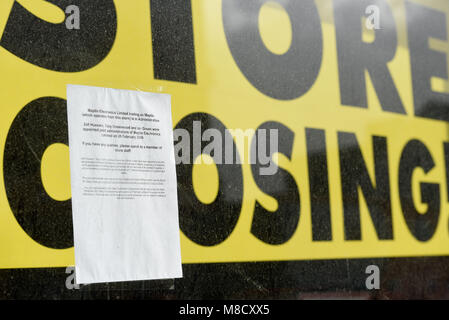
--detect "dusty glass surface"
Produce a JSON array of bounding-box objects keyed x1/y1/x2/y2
[{"x1": 0, "y1": 0, "x2": 449, "y2": 299}]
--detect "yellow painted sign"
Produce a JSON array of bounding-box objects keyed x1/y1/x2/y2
[{"x1": 1, "y1": 0, "x2": 449, "y2": 268}]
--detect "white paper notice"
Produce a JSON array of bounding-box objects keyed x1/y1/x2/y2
[{"x1": 66, "y1": 85, "x2": 182, "y2": 284}]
